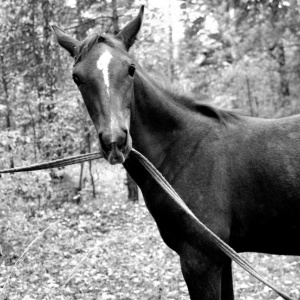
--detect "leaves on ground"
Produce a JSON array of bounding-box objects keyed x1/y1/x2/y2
[{"x1": 0, "y1": 165, "x2": 299, "y2": 300}]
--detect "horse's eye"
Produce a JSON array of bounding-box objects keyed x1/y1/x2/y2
[
  {"x1": 128, "y1": 65, "x2": 135, "y2": 77},
  {"x1": 72, "y1": 74, "x2": 81, "y2": 86}
]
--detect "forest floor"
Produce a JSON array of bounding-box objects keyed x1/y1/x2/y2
[{"x1": 0, "y1": 162, "x2": 299, "y2": 300}]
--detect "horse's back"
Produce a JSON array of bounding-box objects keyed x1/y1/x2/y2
[{"x1": 152, "y1": 113, "x2": 300, "y2": 256}]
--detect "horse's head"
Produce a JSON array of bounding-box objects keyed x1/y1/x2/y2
[{"x1": 52, "y1": 6, "x2": 144, "y2": 165}]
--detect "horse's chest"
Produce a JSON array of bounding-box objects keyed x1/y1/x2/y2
[{"x1": 141, "y1": 179, "x2": 231, "y2": 253}]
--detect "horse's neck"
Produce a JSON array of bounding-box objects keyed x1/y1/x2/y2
[{"x1": 130, "y1": 73, "x2": 186, "y2": 167}]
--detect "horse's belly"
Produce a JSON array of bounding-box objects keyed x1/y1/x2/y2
[{"x1": 231, "y1": 210, "x2": 300, "y2": 255}]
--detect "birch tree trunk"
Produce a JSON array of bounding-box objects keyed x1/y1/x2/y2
[{"x1": 0, "y1": 55, "x2": 14, "y2": 168}]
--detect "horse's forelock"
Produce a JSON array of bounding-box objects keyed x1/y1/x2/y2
[{"x1": 74, "y1": 33, "x2": 117, "y2": 65}]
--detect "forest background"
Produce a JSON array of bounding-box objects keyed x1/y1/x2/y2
[{"x1": 0, "y1": 0, "x2": 299, "y2": 299}]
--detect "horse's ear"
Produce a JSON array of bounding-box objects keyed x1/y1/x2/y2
[
  {"x1": 52, "y1": 25, "x2": 80, "y2": 57},
  {"x1": 116, "y1": 5, "x2": 144, "y2": 51}
]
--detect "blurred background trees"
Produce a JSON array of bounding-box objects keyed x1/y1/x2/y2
[
  {"x1": 1, "y1": 0, "x2": 300, "y2": 204},
  {"x1": 1, "y1": 3, "x2": 300, "y2": 298},
  {"x1": 177, "y1": 0, "x2": 300, "y2": 118}
]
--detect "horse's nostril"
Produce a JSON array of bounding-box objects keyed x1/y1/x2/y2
[
  {"x1": 99, "y1": 133, "x2": 110, "y2": 153},
  {"x1": 122, "y1": 130, "x2": 128, "y2": 147}
]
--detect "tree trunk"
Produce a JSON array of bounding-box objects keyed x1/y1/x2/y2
[
  {"x1": 87, "y1": 131, "x2": 96, "y2": 198},
  {"x1": 31, "y1": 0, "x2": 42, "y2": 154},
  {"x1": 277, "y1": 41, "x2": 290, "y2": 107},
  {"x1": 245, "y1": 76, "x2": 257, "y2": 117},
  {"x1": 112, "y1": 0, "x2": 120, "y2": 35},
  {"x1": 42, "y1": 0, "x2": 55, "y2": 121},
  {"x1": 75, "y1": 0, "x2": 86, "y2": 40},
  {"x1": 268, "y1": 40, "x2": 290, "y2": 111},
  {"x1": 78, "y1": 162, "x2": 84, "y2": 191},
  {"x1": 25, "y1": 100, "x2": 38, "y2": 162},
  {"x1": 31, "y1": 0, "x2": 41, "y2": 100},
  {"x1": 0, "y1": 55, "x2": 14, "y2": 168},
  {"x1": 75, "y1": 162, "x2": 84, "y2": 204},
  {"x1": 167, "y1": 0, "x2": 175, "y2": 82},
  {"x1": 126, "y1": 172, "x2": 139, "y2": 202}
]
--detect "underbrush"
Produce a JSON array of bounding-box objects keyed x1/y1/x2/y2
[{"x1": 0, "y1": 162, "x2": 299, "y2": 300}]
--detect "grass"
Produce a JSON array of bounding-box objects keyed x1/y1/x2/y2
[{"x1": 0, "y1": 161, "x2": 299, "y2": 300}]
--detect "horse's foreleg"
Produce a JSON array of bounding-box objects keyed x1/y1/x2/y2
[
  {"x1": 180, "y1": 248, "x2": 223, "y2": 300},
  {"x1": 221, "y1": 258, "x2": 234, "y2": 300}
]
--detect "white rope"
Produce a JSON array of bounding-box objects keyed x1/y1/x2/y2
[
  {"x1": 131, "y1": 149, "x2": 295, "y2": 300},
  {"x1": 0, "y1": 149, "x2": 295, "y2": 299}
]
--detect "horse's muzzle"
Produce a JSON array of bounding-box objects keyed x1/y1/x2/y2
[
  {"x1": 107, "y1": 142, "x2": 126, "y2": 164},
  {"x1": 99, "y1": 131, "x2": 131, "y2": 165}
]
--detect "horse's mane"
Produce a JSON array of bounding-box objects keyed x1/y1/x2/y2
[
  {"x1": 191, "y1": 102, "x2": 239, "y2": 124},
  {"x1": 147, "y1": 74, "x2": 240, "y2": 125},
  {"x1": 74, "y1": 32, "x2": 239, "y2": 125},
  {"x1": 74, "y1": 33, "x2": 117, "y2": 65}
]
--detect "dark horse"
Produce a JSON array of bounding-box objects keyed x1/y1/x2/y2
[{"x1": 53, "y1": 6, "x2": 300, "y2": 300}]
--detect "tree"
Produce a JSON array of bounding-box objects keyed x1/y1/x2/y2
[{"x1": 178, "y1": 0, "x2": 300, "y2": 117}]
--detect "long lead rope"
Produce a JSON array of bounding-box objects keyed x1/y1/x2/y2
[
  {"x1": 0, "y1": 149, "x2": 295, "y2": 300},
  {"x1": 0, "y1": 152, "x2": 103, "y2": 174},
  {"x1": 130, "y1": 149, "x2": 294, "y2": 300}
]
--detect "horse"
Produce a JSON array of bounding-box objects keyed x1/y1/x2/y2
[{"x1": 52, "y1": 6, "x2": 300, "y2": 300}]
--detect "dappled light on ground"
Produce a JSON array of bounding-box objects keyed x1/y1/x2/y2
[{"x1": 0, "y1": 164, "x2": 299, "y2": 299}]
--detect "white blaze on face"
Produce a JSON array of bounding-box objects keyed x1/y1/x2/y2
[{"x1": 97, "y1": 49, "x2": 113, "y2": 95}]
